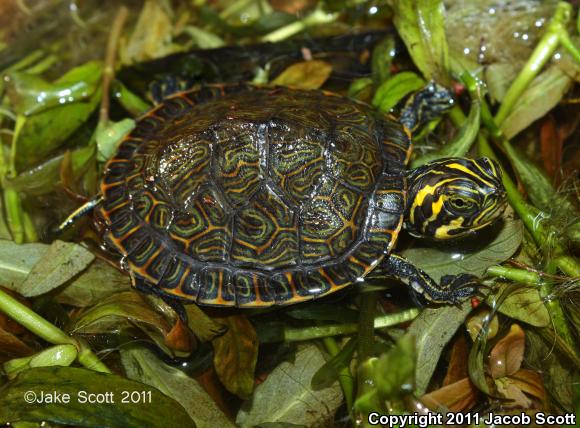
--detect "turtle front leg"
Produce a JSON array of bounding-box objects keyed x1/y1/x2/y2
[{"x1": 380, "y1": 254, "x2": 480, "y2": 304}]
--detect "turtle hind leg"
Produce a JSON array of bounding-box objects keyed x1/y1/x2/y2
[
  {"x1": 380, "y1": 254, "x2": 480, "y2": 305},
  {"x1": 134, "y1": 277, "x2": 188, "y2": 322}
]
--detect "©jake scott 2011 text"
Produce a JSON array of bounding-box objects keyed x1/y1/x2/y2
[{"x1": 367, "y1": 411, "x2": 576, "y2": 427}]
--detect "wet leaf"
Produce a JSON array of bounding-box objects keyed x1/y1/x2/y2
[
  {"x1": 96, "y1": 118, "x2": 136, "y2": 162},
  {"x1": 121, "y1": 346, "x2": 234, "y2": 428},
  {"x1": 236, "y1": 344, "x2": 342, "y2": 428},
  {"x1": 371, "y1": 35, "x2": 397, "y2": 84},
  {"x1": 408, "y1": 301, "x2": 473, "y2": 395},
  {"x1": 3, "y1": 345, "x2": 77, "y2": 379},
  {"x1": 501, "y1": 65, "x2": 573, "y2": 139},
  {"x1": 389, "y1": 0, "x2": 450, "y2": 82},
  {"x1": 185, "y1": 305, "x2": 227, "y2": 342},
  {"x1": 56, "y1": 259, "x2": 131, "y2": 307},
  {"x1": 311, "y1": 337, "x2": 356, "y2": 390},
  {"x1": 18, "y1": 240, "x2": 94, "y2": 297},
  {"x1": 421, "y1": 378, "x2": 478, "y2": 412},
  {"x1": 372, "y1": 71, "x2": 425, "y2": 113},
  {"x1": 12, "y1": 86, "x2": 102, "y2": 172},
  {"x1": 402, "y1": 209, "x2": 523, "y2": 280},
  {"x1": 375, "y1": 334, "x2": 416, "y2": 399},
  {"x1": 489, "y1": 324, "x2": 525, "y2": 379},
  {"x1": 112, "y1": 80, "x2": 152, "y2": 117},
  {"x1": 164, "y1": 318, "x2": 197, "y2": 354},
  {"x1": 0, "y1": 366, "x2": 195, "y2": 427},
  {"x1": 465, "y1": 307, "x2": 499, "y2": 342},
  {"x1": 496, "y1": 287, "x2": 550, "y2": 327},
  {"x1": 6, "y1": 61, "x2": 102, "y2": 116},
  {"x1": 347, "y1": 77, "x2": 373, "y2": 101},
  {"x1": 212, "y1": 315, "x2": 258, "y2": 399},
  {"x1": 272, "y1": 60, "x2": 332, "y2": 90}
]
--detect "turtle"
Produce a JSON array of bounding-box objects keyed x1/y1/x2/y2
[{"x1": 72, "y1": 83, "x2": 507, "y2": 307}]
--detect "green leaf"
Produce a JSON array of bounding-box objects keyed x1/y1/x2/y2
[
  {"x1": 502, "y1": 65, "x2": 573, "y2": 138},
  {"x1": 402, "y1": 209, "x2": 523, "y2": 280},
  {"x1": 371, "y1": 35, "x2": 397, "y2": 84},
  {"x1": 0, "y1": 239, "x2": 50, "y2": 288},
  {"x1": 311, "y1": 337, "x2": 357, "y2": 390},
  {"x1": 12, "y1": 86, "x2": 102, "y2": 172},
  {"x1": 407, "y1": 301, "x2": 473, "y2": 395},
  {"x1": 6, "y1": 146, "x2": 96, "y2": 196},
  {"x1": 236, "y1": 344, "x2": 342, "y2": 428},
  {"x1": 0, "y1": 366, "x2": 195, "y2": 427},
  {"x1": 372, "y1": 71, "x2": 425, "y2": 113},
  {"x1": 182, "y1": 26, "x2": 225, "y2": 49},
  {"x1": 272, "y1": 60, "x2": 333, "y2": 90},
  {"x1": 3, "y1": 345, "x2": 77, "y2": 379},
  {"x1": 56, "y1": 259, "x2": 131, "y2": 307},
  {"x1": 0, "y1": 199, "x2": 12, "y2": 240},
  {"x1": 96, "y1": 118, "x2": 136, "y2": 162},
  {"x1": 495, "y1": 287, "x2": 550, "y2": 327},
  {"x1": 121, "y1": 346, "x2": 234, "y2": 428},
  {"x1": 389, "y1": 0, "x2": 450, "y2": 82},
  {"x1": 6, "y1": 61, "x2": 102, "y2": 116},
  {"x1": 374, "y1": 334, "x2": 416, "y2": 399},
  {"x1": 18, "y1": 240, "x2": 94, "y2": 297},
  {"x1": 212, "y1": 315, "x2": 258, "y2": 399},
  {"x1": 112, "y1": 80, "x2": 152, "y2": 117}
]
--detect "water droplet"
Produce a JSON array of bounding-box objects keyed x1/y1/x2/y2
[
  {"x1": 369, "y1": 6, "x2": 378, "y2": 14},
  {"x1": 463, "y1": 47, "x2": 470, "y2": 55}
]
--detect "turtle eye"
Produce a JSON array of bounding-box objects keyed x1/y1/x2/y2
[{"x1": 448, "y1": 197, "x2": 475, "y2": 212}]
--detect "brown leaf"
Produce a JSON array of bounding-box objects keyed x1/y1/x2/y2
[
  {"x1": 465, "y1": 307, "x2": 499, "y2": 342},
  {"x1": 195, "y1": 367, "x2": 238, "y2": 420},
  {"x1": 212, "y1": 314, "x2": 258, "y2": 399},
  {"x1": 489, "y1": 324, "x2": 525, "y2": 379},
  {"x1": 507, "y1": 369, "x2": 545, "y2": 403},
  {"x1": 165, "y1": 318, "x2": 197, "y2": 353},
  {"x1": 272, "y1": 60, "x2": 333, "y2": 90},
  {"x1": 443, "y1": 335, "x2": 469, "y2": 386},
  {"x1": 540, "y1": 115, "x2": 562, "y2": 181},
  {"x1": 0, "y1": 327, "x2": 35, "y2": 361},
  {"x1": 495, "y1": 377, "x2": 532, "y2": 408},
  {"x1": 421, "y1": 378, "x2": 478, "y2": 412},
  {"x1": 185, "y1": 304, "x2": 227, "y2": 342}
]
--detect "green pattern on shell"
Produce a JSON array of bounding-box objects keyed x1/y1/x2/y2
[{"x1": 100, "y1": 84, "x2": 411, "y2": 306}]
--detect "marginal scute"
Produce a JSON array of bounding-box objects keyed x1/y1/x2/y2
[{"x1": 100, "y1": 85, "x2": 410, "y2": 307}]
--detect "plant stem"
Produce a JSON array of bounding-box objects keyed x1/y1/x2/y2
[
  {"x1": 261, "y1": 9, "x2": 337, "y2": 43},
  {"x1": 357, "y1": 292, "x2": 378, "y2": 362},
  {"x1": 282, "y1": 309, "x2": 419, "y2": 342},
  {"x1": 99, "y1": 6, "x2": 129, "y2": 125},
  {"x1": 0, "y1": 288, "x2": 110, "y2": 373},
  {"x1": 494, "y1": 2, "x2": 572, "y2": 125},
  {"x1": 321, "y1": 337, "x2": 355, "y2": 412},
  {"x1": 486, "y1": 265, "x2": 541, "y2": 285}
]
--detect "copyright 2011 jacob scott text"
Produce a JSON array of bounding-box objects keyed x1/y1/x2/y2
[{"x1": 367, "y1": 411, "x2": 576, "y2": 427}]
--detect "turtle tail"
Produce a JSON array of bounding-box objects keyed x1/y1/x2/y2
[{"x1": 399, "y1": 82, "x2": 454, "y2": 138}]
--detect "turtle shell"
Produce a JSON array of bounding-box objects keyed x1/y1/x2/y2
[{"x1": 100, "y1": 84, "x2": 411, "y2": 307}]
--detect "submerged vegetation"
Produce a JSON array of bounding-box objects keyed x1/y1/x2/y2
[{"x1": 0, "y1": 0, "x2": 578, "y2": 426}]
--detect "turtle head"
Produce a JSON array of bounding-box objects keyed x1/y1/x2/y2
[{"x1": 405, "y1": 157, "x2": 506, "y2": 240}]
